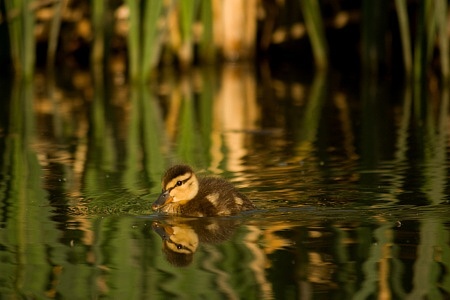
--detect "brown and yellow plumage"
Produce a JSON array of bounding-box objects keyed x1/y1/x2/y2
[{"x1": 152, "y1": 165, "x2": 255, "y2": 217}]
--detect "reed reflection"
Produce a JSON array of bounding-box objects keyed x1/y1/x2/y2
[
  {"x1": 1, "y1": 57, "x2": 450, "y2": 298},
  {"x1": 212, "y1": 64, "x2": 259, "y2": 173},
  {"x1": 160, "y1": 64, "x2": 259, "y2": 175}
]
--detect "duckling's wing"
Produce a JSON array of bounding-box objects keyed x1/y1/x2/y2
[{"x1": 197, "y1": 177, "x2": 254, "y2": 215}]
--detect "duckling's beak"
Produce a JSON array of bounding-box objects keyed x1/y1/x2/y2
[
  {"x1": 152, "y1": 222, "x2": 174, "y2": 241},
  {"x1": 152, "y1": 190, "x2": 173, "y2": 210}
]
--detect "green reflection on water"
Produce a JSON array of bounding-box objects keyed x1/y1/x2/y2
[
  {"x1": 0, "y1": 66, "x2": 450, "y2": 298},
  {"x1": 0, "y1": 79, "x2": 55, "y2": 298}
]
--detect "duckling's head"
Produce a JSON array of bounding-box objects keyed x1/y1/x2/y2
[{"x1": 152, "y1": 165, "x2": 199, "y2": 212}]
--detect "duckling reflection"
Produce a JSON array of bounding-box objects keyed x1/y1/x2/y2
[{"x1": 152, "y1": 217, "x2": 240, "y2": 267}]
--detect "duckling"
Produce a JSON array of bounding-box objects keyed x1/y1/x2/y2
[{"x1": 152, "y1": 165, "x2": 255, "y2": 217}]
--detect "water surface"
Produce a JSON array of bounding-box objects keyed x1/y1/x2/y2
[{"x1": 0, "y1": 66, "x2": 449, "y2": 299}]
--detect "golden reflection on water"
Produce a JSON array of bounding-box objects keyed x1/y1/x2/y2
[
  {"x1": 1, "y1": 63, "x2": 450, "y2": 298},
  {"x1": 212, "y1": 64, "x2": 259, "y2": 173}
]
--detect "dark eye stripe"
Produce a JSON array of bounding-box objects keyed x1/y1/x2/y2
[
  {"x1": 181, "y1": 174, "x2": 192, "y2": 184},
  {"x1": 174, "y1": 174, "x2": 192, "y2": 187},
  {"x1": 168, "y1": 174, "x2": 192, "y2": 191},
  {"x1": 167, "y1": 239, "x2": 193, "y2": 253}
]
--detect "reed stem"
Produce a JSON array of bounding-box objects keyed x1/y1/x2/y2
[
  {"x1": 435, "y1": 0, "x2": 449, "y2": 79},
  {"x1": 125, "y1": 0, "x2": 141, "y2": 81},
  {"x1": 299, "y1": 0, "x2": 328, "y2": 70},
  {"x1": 142, "y1": 0, "x2": 164, "y2": 79},
  {"x1": 47, "y1": 0, "x2": 64, "y2": 70},
  {"x1": 394, "y1": 0, "x2": 412, "y2": 75},
  {"x1": 5, "y1": 0, "x2": 35, "y2": 79}
]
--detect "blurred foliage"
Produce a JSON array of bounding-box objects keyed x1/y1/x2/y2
[{"x1": 1, "y1": 0, "x2": 449, "y2": 82}]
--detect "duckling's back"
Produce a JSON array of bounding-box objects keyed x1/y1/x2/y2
[{"x1": 182, "y1": 177, "x2": 255, "y2": 216}]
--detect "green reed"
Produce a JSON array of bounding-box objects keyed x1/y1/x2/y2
[
  {"x1": 394, "y1": 0, "x2": 412, "y2": 75},
  {"x1": 179, "y1": 0, "x2": 199, "y2": 64},
  {"x1": 5, "y1": 0, "x2": 35, "y2": 79},
  {"x1": 361, "y1": 0, "x2": 388, "y2": 75},
  {"x1": 141, "y1": 0, "x2": 164, "y2": 79},
  {"x1": 395, "y1": 0, "x2": 449, "y2": 79},
  {"x1": 435, "y1": 0, "x2": 448, "y2": 79},
  {"x1": 413, "y1": 0, "x2": 433, "y2": 84},
  {"x1": 125, "y1": 0, "x2": 164, "y2": 81},
  {"x1": 199, "y1": 0, "x2": 215, "y2": 63},
  {"x1": 91, "y1": 0, "x2": 105, "y2": 65},
  {"x1": 299, "y1": 0, "x2": 328, "y2": 70},
  {"x1": 3, "y1": 2, "x2": 449, "y2": 83},
  {"x1": 46, "y1": 0, "x2": 63, "y2": 70}
]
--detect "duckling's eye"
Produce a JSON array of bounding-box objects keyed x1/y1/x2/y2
[
  {"x1": 176, "y1": 244, "x2": 183, "y2": 250},
  {"x1": 176, "y1": 180, "x2": 183, "y2": 186}
]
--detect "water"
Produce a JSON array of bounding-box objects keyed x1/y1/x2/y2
[{"x1": 1, "y1": 65, "x2": 450, "y2": 299}]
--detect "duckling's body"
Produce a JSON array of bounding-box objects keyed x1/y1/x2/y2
[{"x1": 152, "y1": 165, "x2": 255, "y2": 217}]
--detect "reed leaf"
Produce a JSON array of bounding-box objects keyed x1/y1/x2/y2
[
  {"x1": 142, "y1": 0, "x2": 164, "y2": 79},
  {"x1": 425, "y1": 1, "x2": 437, "y2": 64},
  {"x1": 5, "y1": 0, "x2": 35, "y2": 78},
  {"x1": 91, "y1": 0, "x2": 105, "y2": 65},
  {"x1": 412, "y1": 0, "x2": 432, "y2": 120},
  {"x1": 178, "y1": 0, "x2": 200, "y2": 66},
  {"x1": 299, "y1": 0, "x2": 328, "y2": 70},
  {"x1": 4, "y1": 0, "x2": 22, "y2": 73},
  {"x1": 47, "y1": 0, "x2": 64, "y2": 70},
  {"x1": 179, "y1": 0, "x2": 199, "y2": 41},
  {"x1": 21, "y1": 0, "x2": 34, "y2": 79},
  {"x1": 435, "y1": 0, "x2": 449, "y2": 79},
  {"x1": 394, "y1": 0, "x2": 412, "y2": 75},
  {"x1": 199, "y1": 0, "x2": 215, "y2": 63},
  {"x1": 413, "y1": 0, "x2": 432, "y2": 84},
  {"x1": 361, "y1": 0, "x2": 389, "y2": 75},
  {"x1": 124, "y1": 0, "x2": 141, "y2": 81}
]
